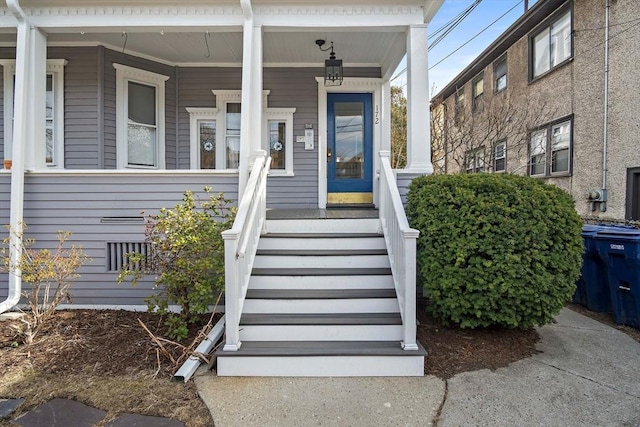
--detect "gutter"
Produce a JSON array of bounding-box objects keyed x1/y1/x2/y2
[{"x1": 0, "y1": 0, "x2": 28, "y2": 314}]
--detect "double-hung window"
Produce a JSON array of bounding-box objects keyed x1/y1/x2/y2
[
  {"x1": 455, "y1": 87, "x2": 465, "y2": 124},
  {"x1": 114, "y1": 64, "x2": 169, "y2": 169},
  {"x1": 494, "y1": 141, "x2": 506, "y2": 172},
  {"x1": 1, "y1": 59, "x2": 66, "y2": 168},
  {"x1": 465, "y1": 148, "x2": 485, "y2": 173},
  {"x1": 494, "y1": 55, "x2": 507, "y2": 93},
  {"x1": 531, "y1": 8, "x2": 572, "y2": 79},
  {"x1": 472, "y1": 73, "x2": 484, "y2": 112},
  {"x1": 529, "y1": 117, "x2": 572, "y2": 176},
  {"x1": 264, "y1": 108, "x2": 295, "y2": 176}
]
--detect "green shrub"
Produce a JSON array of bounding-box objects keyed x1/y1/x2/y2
[
  {"x1": 118, "y1": 188, "x2": 235, "y2": 340},
  {"x1": 407, "y1": 174, "x2": 583, "y2": 329}
]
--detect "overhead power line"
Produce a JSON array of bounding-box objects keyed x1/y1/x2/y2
[
  {"x1": 429, "y1": 0, "x2": 483, "y2": 51},
  {"x1": 429, "y1": 0, "x2": 523, "y2": 71}
]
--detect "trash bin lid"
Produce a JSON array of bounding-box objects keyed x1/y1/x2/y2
[{"x1": 595, "y1": 228, "x2": 640, "y2": 240}]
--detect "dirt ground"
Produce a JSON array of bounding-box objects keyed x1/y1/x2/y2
[{"x1": 1, "y1": 301, "x2": 635, "y2": 426}]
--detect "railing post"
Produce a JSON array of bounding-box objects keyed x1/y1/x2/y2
[
  {"x1": 402, "y1": 229, "x2": 419, "y2": 351},
  {"x1": 222, "y1": 231, "x2": 241, "y2": 351}
]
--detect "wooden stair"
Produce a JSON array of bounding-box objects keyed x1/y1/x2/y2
[{"x1": 216, "y1": 217, "x2": 425, "y2": 377}]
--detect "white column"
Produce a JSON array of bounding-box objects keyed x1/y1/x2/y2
[
  {"x1": 405, "y1": 24, "x2": 432, "y2": 174},
  {"x1": 250, "y1": 24, "x2": 263, "y2": 156},
  {"x1": 27, "y1": 27, "x2": 48, "y2": 170},
  {"x1": 238, "y1": 21, "x2": 254, "y2": 197},
  {"x1": 381, "y1": 80, "x2": 391, "y2": 153}
]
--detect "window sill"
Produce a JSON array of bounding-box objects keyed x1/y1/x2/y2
[
  {"x1": 530, "y1": 172, "x2": 572, "y2": 179},
  {"x1": 268, "y1": 171, "x2": 295, "y2": 177},
  {"x1": 528, "y1": 57, "x2": 573, "y2": 85}
]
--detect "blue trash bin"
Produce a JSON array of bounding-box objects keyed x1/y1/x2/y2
[
  {"x1": 573, "y1": 225, "x2": 609, "y2": 311},
  {"x1": 595, "y1": 228, "x2": 640, "y2": 329}
]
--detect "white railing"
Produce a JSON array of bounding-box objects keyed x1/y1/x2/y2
[
  {"x1": 222, "y1": 150, "x2": 270, "y2": 351},
  {"x1": 378, "y1": 151, "x2": 419, "y2": 351}
]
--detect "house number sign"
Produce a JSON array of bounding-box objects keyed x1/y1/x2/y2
[{"x1": 375, "y1": 105, "x2": 380, "y2": 124}]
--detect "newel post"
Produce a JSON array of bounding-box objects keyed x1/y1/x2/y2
[
  {"x1": 222, "y1": 230, "x2": 241, "y2": 351},
  {"x1": 402, "y1": 228, "x2": 419, "y2": 351}
]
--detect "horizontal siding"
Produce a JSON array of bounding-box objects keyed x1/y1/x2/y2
[
  {"x1": 0, "y1": 173, "x2": 237, "y2": 305},
  {"x1": 395, "y1": 172, "x2": 424, "y2": 206}
]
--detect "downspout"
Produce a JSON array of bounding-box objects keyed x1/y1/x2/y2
[
  {"x1": 0, "y1": 0, "x2": 28, "y2": 314},
  {"x1": 600, "y1": 0, "x2": 610, "y2": 212}
]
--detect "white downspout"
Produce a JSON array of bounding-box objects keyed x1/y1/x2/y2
[
  {"x1": 601, "y1": 0, "x2": 610, "y2": 212},
  {"x1": 1, "y1": 0, "x2": 28, "y2": 314}
]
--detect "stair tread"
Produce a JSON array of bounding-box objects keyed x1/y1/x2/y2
[
  {"x1": 252, "y1": 267, "x2": 393, "y2": 276},
  {"x1": 240, "y1": 313, "x2": 402, "y2": 325},
  {"x1": 256, "y1": 249, "x2": 387, "y2": 256},
  {"x1": 261, "y1": 233, "x2": 382, "y2": 238},
  {"x1": 245, "y1": 289, "x2": 397, "y2": 300},
  {"x1": 217, "y1": 341, "x2": 426, "y2": 357}
]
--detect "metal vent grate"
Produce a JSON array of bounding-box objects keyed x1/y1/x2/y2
[{"x1": 106, "y1": 242, "x2": 151, "y2": 272}]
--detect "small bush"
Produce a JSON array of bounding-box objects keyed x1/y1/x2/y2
[
  {"x1": 2, "y1": 225, "x2": 89, "y2": 343},
  {"x1": 407, "y1": 173, "x2": 583, "y2": 329},
  {"x1": 118, "y1": 188, "x2": 235, "y2": 340}
]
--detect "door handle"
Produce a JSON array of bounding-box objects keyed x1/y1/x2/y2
[{"x1": 327, "y1": 147, "x2": 332, "y2": 162}]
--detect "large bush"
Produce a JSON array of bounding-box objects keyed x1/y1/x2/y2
[
  {"x1": 407, "y1": 174, "x2": 583, "y2": 329},
  {"x1": 118, "y1": 188, "x2": 234, "y2": 340}
]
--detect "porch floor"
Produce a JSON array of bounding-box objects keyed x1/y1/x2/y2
[{"x1": 266, "y1": 208, "x2": 378, "y2": 220}]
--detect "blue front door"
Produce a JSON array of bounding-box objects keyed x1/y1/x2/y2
[{"x1": 327, "y1": 93, "x2": 373, "y2": 201}]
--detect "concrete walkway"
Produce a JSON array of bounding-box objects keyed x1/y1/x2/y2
[{"x1": 195, "y1": 308, "x2": 640, "y2": 427}]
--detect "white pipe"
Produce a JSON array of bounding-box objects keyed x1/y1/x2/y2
[
  {"x1": 601, "y1": 0, "x2": 610, "y2": 212},
  {"x1": 0, "y1": 0, "x2": 28, "y2": 314},
  {"x1": 173, "y1": 315, "x2": 225, "y2": 382}
]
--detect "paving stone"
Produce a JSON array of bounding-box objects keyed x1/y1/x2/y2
[
  {"x1": 0, "y1": 398, "x2": 24, "y2": 419},
  {"x1": 106, "y1": 413, "x2": 185, "y2": 427},
  {"x1": 14, "y1": 398, "x2": 106, "y2": 427}
]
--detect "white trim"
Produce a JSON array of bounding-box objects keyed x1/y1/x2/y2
[
  {"x1": 315, "y1": 77, "x2": 384, "y2": 209},
  {"x1": 186, "y1": 107, "x2": 219, "y2": 169},
  {"x1": 1, "y1": 58, "x2": 67, "y2": 170},
  {"x1": 113, "y1": 63, "x2": 169, "y2": 169},
  {"x1": 0, "y1": 169, "x2": 239, "y2": 176},
  {"x1": 264, "y1": 107, "x2": 296, "y2": 176}
]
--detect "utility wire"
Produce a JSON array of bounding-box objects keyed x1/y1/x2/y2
[
  {"x1": 429, "y1": 0, "x2": 523, "y2": 71},
  {"x1": 429, "y1": 0, "x2": 483, "y2": 51},
  {"x1": 429, "y1": 0, "x2": 481, "y2": 40}
]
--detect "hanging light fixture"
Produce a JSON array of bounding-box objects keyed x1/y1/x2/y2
[{"x1": 316, "y1": 39, "x2": 343, "y2": 86}]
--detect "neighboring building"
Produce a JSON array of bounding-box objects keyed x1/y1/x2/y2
[
  {"x1": 0, "y1": 0, "x2": 443, "y2": 376},
  {"x1": 431, "y1": 0, "x2": 640, "y2": 220}
]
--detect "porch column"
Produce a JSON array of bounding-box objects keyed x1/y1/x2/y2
[
  {"x1": 239, "y1": 14, "x2": 264, "y2": 196},
  {"x1": 27, "y1": 28, "x2": 48, "y2": 171},
  {"x1": 405, "y1": 24, "x2": 432, "y2": 174},
  {"x1": 381, "y1": 79, "x2": 391, "y2": 153}
]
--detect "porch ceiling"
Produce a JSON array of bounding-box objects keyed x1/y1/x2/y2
[{"x1": 33, "y1": 29, "x2": 406, "y2": 69}]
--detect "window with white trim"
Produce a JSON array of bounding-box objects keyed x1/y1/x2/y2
[
  {"x1": 1, "y1": 59, "x2": 66, "y2": 168},
  {"x1": 494, "y1": 140, "x2": 506, "y2": 172},
  {"x1": 530, "y1": 9, "x2": 572, "y2": 79},
  {"x1": 465, "y1": 147, "x2": 485, "y2": 173},
  {"x1": 472, "y1": 72, "x2": 484, "y2": 112},
  {"x1": 187, "y1": 90, "x2": 295, "y2": 174},
  {"x1": 114, "y1": 63, "x2": 169, "y2": 169},
  {"x1": 529, "y1": 117, "x2": 572, "y2": 176}
]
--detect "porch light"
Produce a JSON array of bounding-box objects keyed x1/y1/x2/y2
[{"x1": 316, "y1": 40, "x2": 343, "y2": 86}]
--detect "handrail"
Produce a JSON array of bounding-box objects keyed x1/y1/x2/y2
[
  {"x1": 221, "y1": 150, "x2": 270, "y2": 351},
  {"x1": 378, "y1": 151, "x2": 420, "y2": 351}
]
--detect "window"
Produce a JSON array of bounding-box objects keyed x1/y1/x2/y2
[
  {"x1": 494, "y1": 55, "x2": 507, "y2": 92},
  {"x1": 263, "y1": 108, "x2": 295, "y2": 176},
  {"x1": 187, "y1": 91, "x2": 295, "y2": 174},
  {"x1": 1, "y1": 59, "x2": 66, "y2": 168},
  {"x1": 531, "y1": 9, "x2": 572, "y2": 79},
  {"x1": 529, "y1": 117, "x2": 572, "y2": 176},
  {"x1": 465, "y1": 148, "x2": 485, "y2": 173},
  {"x1": 472, "y1": 73, "x2": 484, "y2": 112},
  {"x1": 627, "y1": 167, "x2": 640, "y2": 220},
  {"x1": 494, "y1": 141, "x2": 506, "y2": 172},
  {"x1": 114, "y1": 63, "x2": 169, "y2": 169}
]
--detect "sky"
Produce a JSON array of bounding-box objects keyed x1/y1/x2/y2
[{"x1": 392, "y1": 0, "x2": 539, "y2": 98}]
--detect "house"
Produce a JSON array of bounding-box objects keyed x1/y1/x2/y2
[
  {"x1": 0, "y1": 0, "x2": 444, "y2": 376},
  {"x1": 431, "y1": 0, "x2": 640, "y2": 221}
]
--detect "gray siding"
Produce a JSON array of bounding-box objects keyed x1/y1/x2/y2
[
  {"x1": 0, "y1": 174, "x2": 238, "y2": 305},
  {"x1": 396, "y1": 171, "x2": 423, "y2": 206}
]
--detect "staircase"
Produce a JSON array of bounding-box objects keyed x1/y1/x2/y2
[{"x1": 216, "y1": 215, "x2": 426, "y2": 377}]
